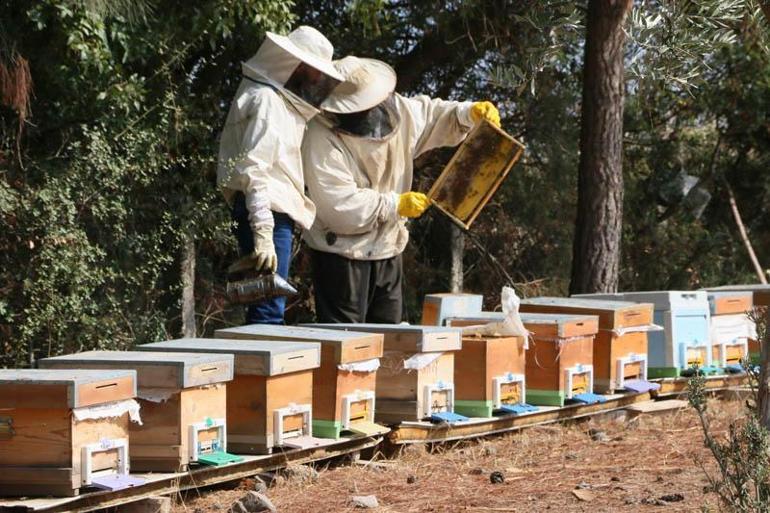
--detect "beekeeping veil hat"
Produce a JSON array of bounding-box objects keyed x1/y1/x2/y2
[
  {"x1": 243, "y1": 26, "x2": 344, "y2": 85},
  {"x1": 321, "y1": 56, "x2": 397, "y2": 114}
]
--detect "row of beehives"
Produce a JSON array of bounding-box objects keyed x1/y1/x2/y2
[{"x1": 1, "y1": 284, "x2": 767, "y2": 498}]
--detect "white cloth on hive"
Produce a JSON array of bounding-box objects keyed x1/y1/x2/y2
[{"x1": 72, "y1": 399, "x2": 142, "y2": 425}]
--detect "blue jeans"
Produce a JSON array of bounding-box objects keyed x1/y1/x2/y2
[{"x1": 231, "y1": 193, "x2": 295, "y2": 324}]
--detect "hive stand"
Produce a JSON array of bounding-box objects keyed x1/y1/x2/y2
[
  {"x1": 706, "y1": 291, "x2": 755, "y2": 371},
  {"x1": 39, "y1": 351, "x2": 238, "y2": 471},
  {"x1": 575, "y1": 291, "x2": 715, "y2": 377},
  {"x1": 214, "y1": 326, "x2": 387, "y2": 439},
  {"x1": 520, "y1": 297, "x2": 659, "y2": 393},
  {"x1": 137, "y1": 339, "x2": 321, "y2": 454},
  {"x1": 306, "y1": 323, "x2": 467, "y2": 424},
  {"x1": 0, "y1": 369, "x2": 140, "y2": 497}
]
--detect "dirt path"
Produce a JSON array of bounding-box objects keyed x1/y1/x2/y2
[{"x1": 173, "y1": 399, "x2": 742, "y2": 512}]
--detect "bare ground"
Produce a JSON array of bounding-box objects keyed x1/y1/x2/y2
[{"x1": 172, "y1": 398, "x2": 744, "y2": 513}]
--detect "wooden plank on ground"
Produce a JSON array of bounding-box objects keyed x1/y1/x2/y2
[
  {"x1": 625, "y1": 399, "x2": 688, "y2": 415},
  {"x1": 651, "y1": 374, "x2": 749, "y2": 398},
  {"x1": 0, "y1": 435, "x2": 382, "y2": 513},
  {"x1": 387, "y1": 391, "x2": 652, "y2": 445}
]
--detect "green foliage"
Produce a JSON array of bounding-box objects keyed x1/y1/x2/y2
[
  {"x1": 2, "y1": 0, "x2": 769, "y2": 360},
  {"x1": 1, "y1": 0, "x2": 294, "y2": 366},
  {"x1": 688, "y1": 362, "x2": 770, "y2": 509}
]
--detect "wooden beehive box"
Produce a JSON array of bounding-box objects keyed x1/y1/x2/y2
[
  {"x1": 707, "y1": 291, "x2": 755, "y2": 369},
  {"x1": 705, "y1": 284, "x2": 768, "y2": 362},
  {"x1": 448, "y1": 313, "x2": 599, "y2": 406},
  {"x1": 520, "y1": 297, "x2": 655, "y2": 393},
  {"x1": 452, "y1": 328, "x2": 528, "y2": 417},
  {"x1": 0, "y1": 369, "x2": 138, "y2": 497},
  {"x1": 40, "y1": 351, "x2": 236, "y2": 471},
  {"x1": 576, "y1": 291, "x2": 713, "y2": 377},
  {"x1": 520, "y1": 313, "x2": 598, "y2": 406},
  {"x1": 427, "y1": 120, "x2": 524, "y2": 229},
  {"x1": 214, "y1": 326, "x2": 386, "y2": 439},
  {"x1": 138, "y1": 338, "x2": 320, "y2": 454},
  {"x1": 421, "y1": 293, "x2": 484, "y2": 326},
  {"x1": 306, "y1": 324, "x2": 464, "y2": 423}
]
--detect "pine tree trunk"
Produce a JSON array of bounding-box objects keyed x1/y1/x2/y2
[
  {"x1": 181, "y1": 236, "x2": 196, "y2": 338},
  {"x1": 449, "y1": 224, "x2": 465, "y2": 293},
  {"x1": 569, "y1": 0, "x2": 632, "y2": 295}
]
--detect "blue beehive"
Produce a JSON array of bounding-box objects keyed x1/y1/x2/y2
[{"x1": 574, "y1": 291, "x2": 713, "y2": 378}]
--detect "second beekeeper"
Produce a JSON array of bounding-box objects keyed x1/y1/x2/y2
[{"x1": 217, "y1": 26, "x2": 344, "y2": 324}]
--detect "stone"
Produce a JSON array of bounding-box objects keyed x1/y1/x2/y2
[
  {"x1": 588, "y1": 428, "x2": 610, "y2": 442},
  {"x1": 469, "y1": 467, "x2": 485, "y2": 475},
  {"x1": 240, "y1": 491, "x2": 277, "y2": 513},
  {"x1": 406, "y1": 475, "x2": 417, "y2": 484},
  {"x1": 489, "y1": 471, "x2": 505, "y2": 484},
  {"x1": 351, "y1": 495, "x2": 379, "y2": 508},
  {"x1": 282, "y1": 465, "x2": 319, "y2": 483},
  {"x1": 572, "y1": 489, "x2": 594, "y2": 502}
]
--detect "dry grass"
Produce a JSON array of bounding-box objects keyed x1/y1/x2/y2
[{"x1": 172, "y1": 399, "x2": 744, "y2": 512}]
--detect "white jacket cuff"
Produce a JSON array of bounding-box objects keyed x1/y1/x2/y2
[
  {"x1": 459, "y1": 101, "x2": 475, "y2": 129},
  {"x1": 383, "y1": 191, "x2": 400, "y2": 222}
]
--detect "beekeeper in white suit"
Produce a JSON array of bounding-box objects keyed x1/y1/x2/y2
[
  {"x1": 218, "y1": 26, "x2": 344, "y2": 325},
  {"x1": 302, "y1": 56, "x2": 501, "y2": 323}
]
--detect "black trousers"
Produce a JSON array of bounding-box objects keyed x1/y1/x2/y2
[{"x1": 311, "y1": 250, "x2": 403, "y2": 323}]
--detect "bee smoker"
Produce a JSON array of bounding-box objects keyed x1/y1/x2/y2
[{"x1": 226, "y1": 256, "x2": 298, "y2": 305}]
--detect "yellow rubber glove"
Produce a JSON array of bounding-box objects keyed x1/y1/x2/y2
[
  {"x1": 398, "y1": 192, "x2": 431, "y2": 218},
  {"x1": 470, "y1": 101, "x2": 501, "y2": 128}
]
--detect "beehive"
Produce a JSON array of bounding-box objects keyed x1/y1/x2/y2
[
  {"x1": 305, "y1": 324, "x2": 464, "y2": 423},
  {"x1": 453, "y1": 328, "x2": 530, "y2": 417},
  {"x1": 704, "y1": 284, "x2": 769, "y2": 362},
  {"x1": 576, "y1": 291, "x2": 713, "y2": 377},
  {"x1": 138, "y1": 338, "x2": 320, "y2": 454},
  {"x1": 40, "y1": 351, "x2": 237, "y2": 471},
  {"x1": 520, "y1": 297, "x2": 657, "y2": 393},
  {"x1": 448, "y1": 313, "x2": 600, "y2": 407},
  {"x1": 214, "y1": 326, "x2": 387, "y2": 438},
  {"x1": 706, "y1": 291, "x2": 755, "y2": 370},
  {"x1": 0, "y1": 369, "x2": 139, "y2": 497}
]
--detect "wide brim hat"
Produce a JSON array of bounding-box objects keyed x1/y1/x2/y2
[
  {"x1": 263, "y1": 28, "x2": 344, "y2": 82},
  {"x1": 321, "y1": 56, "x2": 397, "y2": 114}
]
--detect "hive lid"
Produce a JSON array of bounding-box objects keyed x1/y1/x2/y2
[
  {"x1": 520, "y1": 297, "x2": 654, "y2": 329},
  {"x1": 305, "y1": 323, "x2": 462, "y2": 352},
  {"x1": 705, "y1": 284, "x2": 770, "y2": 307},
  {"x1": 574, "y1": 290, "x2": 709, "y2": 311},
  {"x1": 706, "y1": 291, "x2": 754, "y2": 316},
  {"x1": 215, "y1": 325, "x2": 383, "y2": 364},
  {"x1": 518, "y1": 312, "x2": 599, "y2": 339},
  {"x1": 421, "y1": 293, "x2": 484, "y2": 326},
  {"x1": 137, "y1": 338, "x2": 320, "y2": 376},
  {"x1": 0, "y1": 368, "x2": 137, "y2": 408},
  {"x1": 39, "y1": 350, "x2": 234, "y2": 390}
]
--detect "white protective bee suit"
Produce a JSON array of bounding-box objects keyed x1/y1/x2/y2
[
  {"x1": 301, "y1": 56, "x2": 475, "y2": 323},
  {"x1": 217, "y1": 26, "x2": 343, "y2": 324}
]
